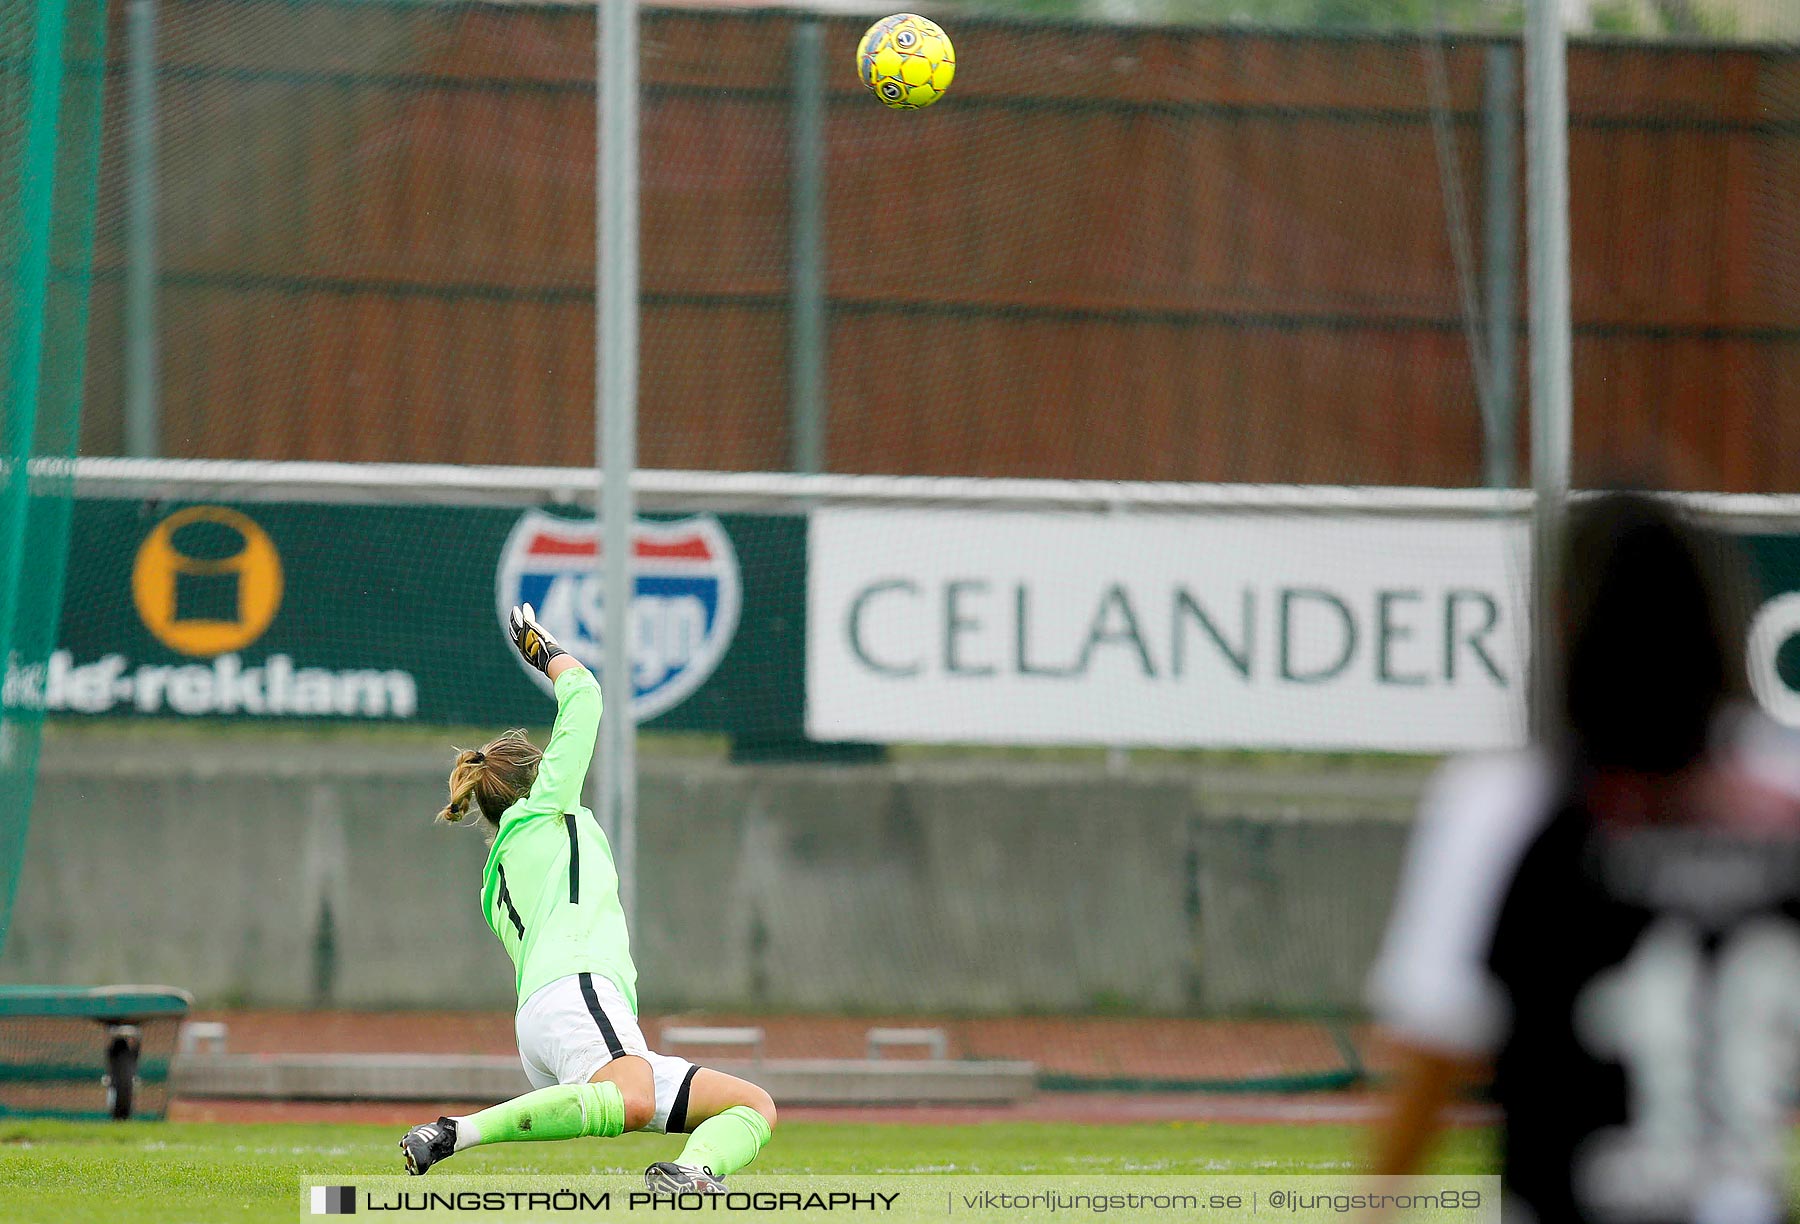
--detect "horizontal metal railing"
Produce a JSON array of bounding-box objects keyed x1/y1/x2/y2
[{"x1": 34, "y1": 457, "x2": 1800, "y2": 530}]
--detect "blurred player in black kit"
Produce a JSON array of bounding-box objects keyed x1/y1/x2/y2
[{"x1": 1367, "y1": 491, "x2": 1800, "y2": 1224}]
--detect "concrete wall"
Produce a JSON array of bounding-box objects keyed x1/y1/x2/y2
[{"x1": 0, "y1": 733, "x2": 1424, "y2": 1013}]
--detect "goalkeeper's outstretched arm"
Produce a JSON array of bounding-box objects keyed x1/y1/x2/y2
[{"x1": 507, "y1": 603, "x2": 600, "y2": 821}]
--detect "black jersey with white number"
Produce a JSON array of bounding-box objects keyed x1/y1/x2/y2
[{"x1": 1368, "y1": 719, "x2": 1800, "y2": 1224}]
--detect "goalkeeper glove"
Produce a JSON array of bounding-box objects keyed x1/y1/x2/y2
[{"x1": 508, "y1": 603, "x2": 568, "y2": 675}]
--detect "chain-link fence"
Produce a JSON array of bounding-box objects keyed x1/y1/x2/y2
[{"x1": 1, "y1": 0, "x2": 1796, "y2": 1099}]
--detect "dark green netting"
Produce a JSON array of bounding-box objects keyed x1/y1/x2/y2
[{"x1": 0, "y1": 0, "x2": 109, "y2": 948}]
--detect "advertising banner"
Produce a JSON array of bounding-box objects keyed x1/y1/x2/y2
[
  {"x1": 807, "y1": 509, "x2": 1800, "y2": 752},
  {"x1": 23, "y1": 497, "x2": 1800, "y2": 752},
  {"x1": 12, "y1": 499, "x2": 805, "y2": 736},
  {"x1": 807, "y1": 508, "x2": 1535, "y2": 752},
  {"x1": 1744, "y1": 535, "x2": 1800, "y2": 731}
]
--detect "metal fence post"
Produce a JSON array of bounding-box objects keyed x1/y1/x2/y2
[
  {"x1": 1526, "y1": 0, "x2": 1573, "y2": 740},
  {"x1": 597, "y1": 0, "x2": 639, "y2": 927},
  {"x1": 124, "y1": 0, "x2": 159, "y2": 458},
  {"x1": 789, "y1": 21, "x2": 826, "y2": 475},
  {"x1": 1482, "y1": 43, "x2": 1518, "y2": 490}
]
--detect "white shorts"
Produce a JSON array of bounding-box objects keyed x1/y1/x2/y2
[{"x1": 515, "y1": 973, "x2": 700, "y2": 1135}]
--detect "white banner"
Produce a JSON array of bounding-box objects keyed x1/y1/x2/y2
[{"x1": 806, "y1": 508, "x2": 1531, "y2": 752}]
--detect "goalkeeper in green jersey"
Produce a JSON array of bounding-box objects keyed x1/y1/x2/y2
[{"x1": 399, "y1": 604, "x2": 776, "y2": 1194}]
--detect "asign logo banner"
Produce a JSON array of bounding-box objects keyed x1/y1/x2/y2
[{"x1": 495, "y1": 511, "x2": 742, "y2": 721}]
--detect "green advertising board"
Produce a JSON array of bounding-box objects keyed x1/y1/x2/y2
[
  {"x1": 1744, "y1": 534, "x2": 1800, "y2": 725},
  {"x1": 30, "y1": 499, "x2": 806, "y2": 739}
]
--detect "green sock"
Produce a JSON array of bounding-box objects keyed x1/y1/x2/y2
[
  {"x1": 675, "y1": 1105, "x2": 772, "y2": 1178},
  {"x1": 455, "y1": 1081, "x2": 625, "y2": 1150}
]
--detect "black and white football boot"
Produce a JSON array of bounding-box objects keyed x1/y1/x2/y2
[
  {"x1": 400, "y1": 1116, "x2": 459, "y2": 1175},
  {"x1": 644, "y1": 1162, "x2": 727, "y2": 1194}
]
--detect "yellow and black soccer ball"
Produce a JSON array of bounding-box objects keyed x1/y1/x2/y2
[{"x1": 856, "y1": 14, "x2": 955, "y2": 110}]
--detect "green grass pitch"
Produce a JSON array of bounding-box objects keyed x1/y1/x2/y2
[{"x1": 0, "y1": 1119, "x2": 1495, "y2": 1223}]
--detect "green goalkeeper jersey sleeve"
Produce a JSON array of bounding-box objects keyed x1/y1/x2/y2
[{"x1": 479, "y1": 666, "x2": 639, "y2": 1012}]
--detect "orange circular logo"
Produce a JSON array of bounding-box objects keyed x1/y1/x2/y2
[{"x1": 131, "y1": 506, "x2": 284, "y2": 657}]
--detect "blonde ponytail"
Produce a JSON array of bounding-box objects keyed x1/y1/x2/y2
[
  {"x1": 436, "y1": 749, "x2": 486, "y2": 824},
  {"x1": 436, "y1": 731, "x2": 543, "y2": 827}
]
